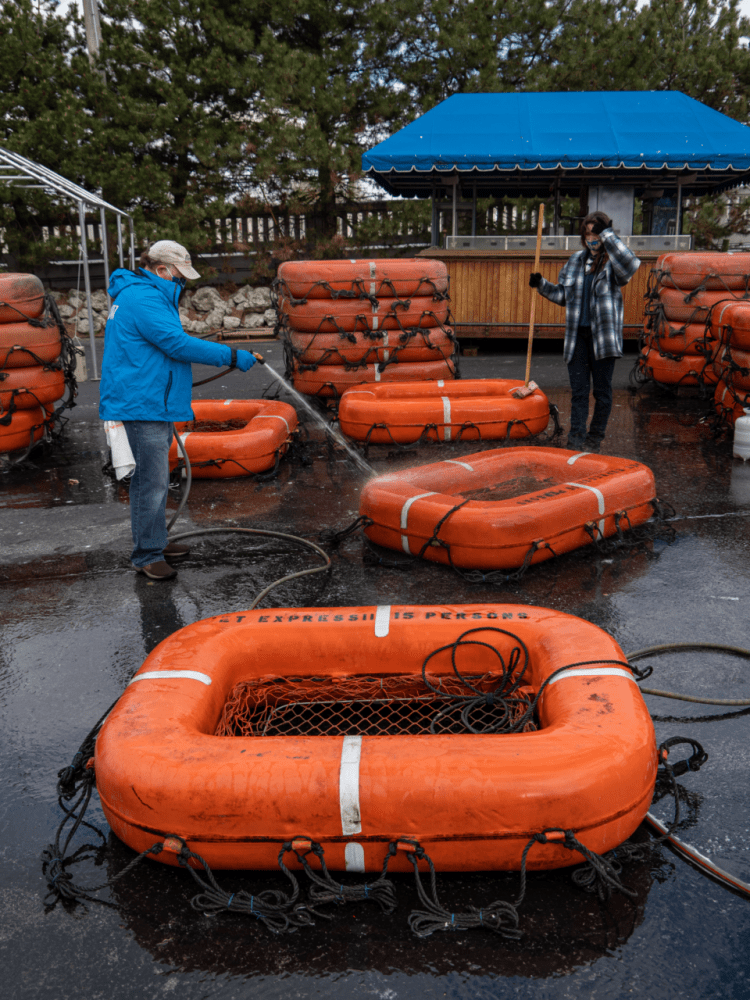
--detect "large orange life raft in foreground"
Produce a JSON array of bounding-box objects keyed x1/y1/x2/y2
[
  {"x1": 94, "y1": 604, "x2": 656, "y2": 872},
  {"x1": 339, "y1": 379, "x2": 552, "y2": 444},
  {"x1": 360, "y1": 448, "x2": 656, "y2": 570},
  {"x1": 168, "y1": 399, "x2": 298, "y2": 478}
]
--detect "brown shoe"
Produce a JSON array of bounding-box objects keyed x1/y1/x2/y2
[
  {"x1": 134, "y1": 560, "x2": 177, "y2": 580},
  {"x1": 163, "y1": 541, "x2": 190, "y2": 560}
]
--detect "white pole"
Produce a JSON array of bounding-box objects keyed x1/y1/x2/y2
[
  {"x1": 116, "y1": 213, "x2": 124, "y2": 267},
  {"x1": 676, "y1": 178, "x2": 683, "y2": 237},
  {"x1": 128, "y1": 216, "x2": 136, "y2": 269},
  {"x1": 78, "y1": 201, "x2": 100, "y2": 380},
  {"x1": 452, "y1": 177, "x2": 457, "y2": 237},
  {"x1": 100, "y1": 207, "x2": 111, "y2": 308}
]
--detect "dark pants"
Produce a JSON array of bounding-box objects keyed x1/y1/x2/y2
[
  {"x1": 567, "y1": 326, "x2": 617, "y2": 447},
  {"x1": 123, "y1": 420, "x2": 173, "y2": 567}
]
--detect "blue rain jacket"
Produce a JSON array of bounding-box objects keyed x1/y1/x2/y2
[{"x1": 99, "y1": 268, "x2": 254, "y2": 421}]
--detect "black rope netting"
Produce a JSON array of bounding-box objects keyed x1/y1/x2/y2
[{"x1": 1, "y1": 293, "x2": 80, "y2": 464}]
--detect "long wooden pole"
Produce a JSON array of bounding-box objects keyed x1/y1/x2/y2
[{"x1": 524, "y1": 203, "x2": 545, "y2": 387}]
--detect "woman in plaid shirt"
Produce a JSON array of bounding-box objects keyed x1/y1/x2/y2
[{"x1": 529, "y1": 211, "x2": 640, "y2": 451}]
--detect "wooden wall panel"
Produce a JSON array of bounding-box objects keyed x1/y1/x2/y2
[{"x1": 431, "y1": 250, "x2": 656, "y2": 339}]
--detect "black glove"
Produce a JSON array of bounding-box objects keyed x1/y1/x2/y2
[
  {"x1": 590, "y1": 217, "x2": 612, "y2": 235},
  {"x1": 529, "y1": 272, "x2": 542, "y2": 288}
]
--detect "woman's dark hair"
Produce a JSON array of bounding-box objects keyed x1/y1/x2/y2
[{"x1": 580, "y1": 211, "x2": 612, "y2": 247}]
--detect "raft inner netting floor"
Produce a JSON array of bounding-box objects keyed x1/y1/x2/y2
[
  {"x1": 215, "y1": 673, "x2": 538, "y2": 737},
  {"x1": 457, "y1": 472, "x2": 562, "y2": 502}
]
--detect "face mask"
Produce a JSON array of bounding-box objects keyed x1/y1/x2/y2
[
  {"x1": 173, "y1": 275, "x2": 187, "y2": 290},
  {"x1": 587, "y1": 238, "x2": 601, "y2": 253}
]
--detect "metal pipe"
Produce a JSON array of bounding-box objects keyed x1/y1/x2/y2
[
  {"x1": 452, "y1": 176, "x2": 457, "y2": 238},
  {"x1": 100, "y1": 207, "x2": 111, "y2": 308},
  {"x1": 431, "y1": 186, "x2": 438, "y2": 246},
  {"x1": 116, "y1": 213, "x2": 124, "y2": 268},
  {"x1": 78, "y1": 201, "x2": 99, "y2": 380},
  {"x1": 676, "y1": 177, "x2": 682, "y2": 236},
  {"x1": 128, "y1": 216, "x2": 136, "y2": 269},
  {"x1": 471, "y1": 182, "x2": 477, "y2": 236}
]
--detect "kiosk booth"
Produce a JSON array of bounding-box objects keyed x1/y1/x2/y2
[{"x1": 363, "y1": 91, "x2": 750, "y2": 339}]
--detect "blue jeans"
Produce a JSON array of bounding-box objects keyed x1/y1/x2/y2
[
  {"x1": 567, "y1": 326, "x2": 617, "y2": 446},
  {"x1": 123, "y1": 421, "x2": 173, "y2": 567}
]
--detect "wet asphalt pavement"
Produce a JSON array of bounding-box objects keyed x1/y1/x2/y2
[{"x1": 2, "y1": 340, "x2": 750, "y2": 999}]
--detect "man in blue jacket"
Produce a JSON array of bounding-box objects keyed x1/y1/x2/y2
[{"x1": 99, "y1": 240, "x2": 262, "y2": 580}]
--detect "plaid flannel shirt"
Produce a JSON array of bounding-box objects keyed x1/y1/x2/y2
[{"x1": 537, "y1": 228, "x2": 640, "y2": 363}]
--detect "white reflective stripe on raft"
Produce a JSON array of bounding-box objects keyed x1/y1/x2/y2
[
  {"x1": 442, "y1": 396, "x2": 452, "y2": 441},
  {"x1": 547, "y1": 667, "x2": 636, "y2": 685},
  {"x1": 223, "y1": 399, "x2": 233, "y2": 406},
  {"x1": 128, "y1": 670, "x2": 212, "y2": 686},
  {"x1": 566, "y1": 452, "x2": 590, "y2": 465},
  {"x1": 374, "y1": 605, "x2": 390, "y2": 637},
  {"x1": 369, "y1": 261, "x2": 377, "y2": 297},
  {"x1": 179, "y1": 432, "x2": 192, "y2": 479},
  {"x1": 264, "y1": 414, "x2": 290, "y2": 434},
  {"x1": 400, "y1": 492, "x2": 437, "y2": 553},
  {"x1": 437, "y1": 380, "x2": 445, "y2": 387},
  {"x1": 374, "y1": 365, "x2": 381, "y2": 382},
  {"x1": 566, "y1": 481, "x2": 606, "y2": 535},
  {"x1": 444, "y1": 459, "x2": 474, "y2": 471},
  {"x1": 339, "y1": 735, "x2": 363, "y2": 836},
  {"x1": 345, "y1": 842, "x2": 366, "y2": 873}
]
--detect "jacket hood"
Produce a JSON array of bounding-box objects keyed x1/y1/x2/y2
[{"x1": 108, "y1": 267, "x2": 180, "y2": 308}]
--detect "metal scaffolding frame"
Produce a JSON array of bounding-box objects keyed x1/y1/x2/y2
[{"x1": 0, "y1": 146, "x2": 134, "y2": 380}]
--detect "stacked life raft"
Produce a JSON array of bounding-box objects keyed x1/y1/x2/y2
[
  {"x1": 0, "y1": 273, "x2": 70, "y2": 455},
  {"x1": 169, "y1": 399, "x2": 299, "y2": 478},
  {"x1": 338, "y1": 379, "x2": 553, "y2": 446},
  {"x1": 359, "y1": 447, "x2": 657, "y2": 570},
  {"x1": 710, "y1": 293, "x2": 750, "y2": 426},
  {"x1": 638, "y1": 252, "x2": 750, "y2": 387},
  {"x1": 274, "y1": 259, "x2": 458, "y2": 399},
  {"x1": 94, "y1": 603, "x2": 657, "y2": 872}
]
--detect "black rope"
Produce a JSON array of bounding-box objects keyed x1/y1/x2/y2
[
  {"x1": 286, "y1": 839, "x2": 397, "y2": 912},
  {"x1": 388, "y1": 840, "x2": 522, "y2": 939},
  {"x1": 172, "y1": 837, "x2": 319, "y2": 933}
]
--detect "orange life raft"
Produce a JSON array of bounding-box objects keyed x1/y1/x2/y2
[
  {"x1": 290, "y1": 358, "x2": 456, "y2": 399},
  {"x1": 0, "y1": 404, "x2": 49, "y2": 454},
  {"x1": 0, "y1": 320, "x2": 62, "y2": 367},
  {"x1": 276, "y1": 259, "x2": 449, "y2": 300},
  {"x1": 642, "y1": 320, "x2": 710, "y2": 356},
  {"x1": 714, "y1": 379, "x2": 750, "y2": 426},
  {"x1": 710, "y1": 300, "x2": 750, "y2": 350},
  {"x1": 658, "y1": 287, "x2": 744, "y2": 324},
  {"x1": 0, "y1": 365, "x2": 65, "y2": 411},
  {"x1": 657, "y1": 251, "x2": 750, "y2": 290},
  {"x1": 638, "y1": 348, "x2": 714, "y2": 387},
  {"x1": 0, "y1": 273, "x2": 45, "y2": 322},
  {"x1": 280, "y1": 296, "x2": 450, "y2": 333},
  {"x1": 359, "y1": 447, "x2": 656, "y2": 570},
  {"x1": 168, "y1": 399, "x2": 298, "y2": 478},
  {"x1": 94, "y1": 603, "x2": 656, "y2": 872},
  {"x1": 338, "y1": 379, "x2": 552, "y2": 444},
  {"x1": 289, "y1": 327, "x2": 455, "y2": 366}
]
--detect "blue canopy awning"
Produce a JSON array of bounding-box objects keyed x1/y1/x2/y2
[{"x1": 363, "y1": 92, "x2": 750, "y2": 197}]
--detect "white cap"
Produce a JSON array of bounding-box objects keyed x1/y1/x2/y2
[{"x1": 148, "y1": 240, "x2": 200, "y2": 280}]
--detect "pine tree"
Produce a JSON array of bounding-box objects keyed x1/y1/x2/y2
[{"x1": 0, "y1": 0, "x2": 94, "y2": 265}]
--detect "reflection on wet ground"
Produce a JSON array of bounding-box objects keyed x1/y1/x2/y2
[{"x1": 2, "y1": 359, "x2": 750, "y2": 998}]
